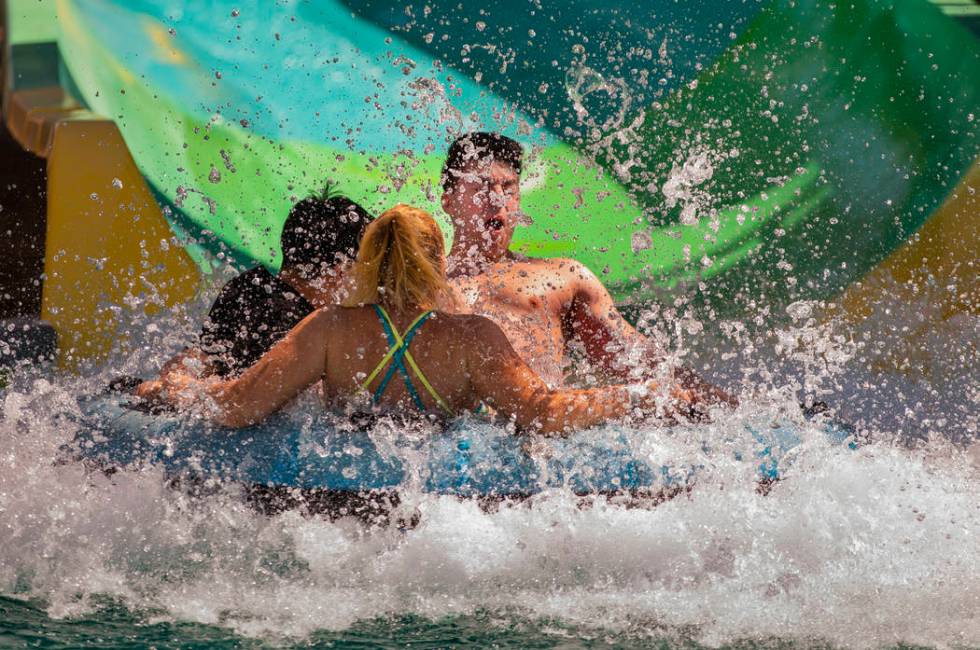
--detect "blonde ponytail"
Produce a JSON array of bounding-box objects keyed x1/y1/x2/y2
[{"x1": 343, "y1": 204, "x2": 450, "y2": 311}]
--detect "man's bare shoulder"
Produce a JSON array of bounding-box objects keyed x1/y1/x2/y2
[{"x1": 500, "y1": 256, "x2": 598, "y2": 284}]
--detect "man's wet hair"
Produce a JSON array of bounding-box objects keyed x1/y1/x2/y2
[
  {"x1": 280, "y1": 186, "x2": 372, "y2": 270},
  {"x1": 441, "y1": 132, "x2": 524, "y2": 192}
]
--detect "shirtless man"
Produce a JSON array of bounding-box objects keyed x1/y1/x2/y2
[{"x1": 441, "y1": 132, "x2": 734, "y2": 408}]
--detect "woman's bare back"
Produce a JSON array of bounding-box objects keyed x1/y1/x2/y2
[{"x1": 319, "y1": 305, "x2": 489, "y2": 417}]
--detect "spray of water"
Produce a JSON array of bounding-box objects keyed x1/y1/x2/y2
[{"x1": 1, "y1": 300, "x2": 978, "y2": 646}]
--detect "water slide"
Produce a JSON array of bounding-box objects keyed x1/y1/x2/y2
[{"x1": 2, "y1": 0, "x2": 977, "y2": 368}]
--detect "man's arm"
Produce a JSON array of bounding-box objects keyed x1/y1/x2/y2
[
  {"x1": 558, "y1": 259, "x2": 662, "y2": 374},
  {"x1": 559, "y1": 259, "x2": 738, "y2": 409}
]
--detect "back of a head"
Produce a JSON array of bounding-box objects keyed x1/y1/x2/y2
[
  {"x1": 344, "y1": 204, "x2": 449, "y2": 311},
  {"x1": 440, "y1": 131, "x2": 523, "y2": 192},
  {"x1": 280, "y1": 193, "x2": 372, "y2": 272}
]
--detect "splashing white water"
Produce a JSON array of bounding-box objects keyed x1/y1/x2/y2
[
  {"x1": 662, "y1": 149, "x2": 715, "y2": 226},
  {"x1": 1, "y1": 359, "x2": 977, "y2": 645}
]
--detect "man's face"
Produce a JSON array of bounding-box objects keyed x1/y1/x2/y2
[{"x1": 442, "y1": 159, "x2": 521, "y2": 261}]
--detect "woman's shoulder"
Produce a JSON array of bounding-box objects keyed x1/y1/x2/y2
[
  {"x1": 315, "y1": 303, "x2": 374, "y2": 324},
  {"x1": 429, "y1": 310, "x2": 491, "y2": 326},
  {"x1": 429, "y1": 311, "x2": 505, "y2": 341}
]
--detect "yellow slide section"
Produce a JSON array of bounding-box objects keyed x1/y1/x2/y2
[
  {"x1": 4, "y1": 0, "x2": 201, "y2": 369},
  {"x1": 830, "y1": 160, "x2": 979, "y2": 375},
  {"x1": 42, "y1": 118, "x2": 200, "y2": 369}
]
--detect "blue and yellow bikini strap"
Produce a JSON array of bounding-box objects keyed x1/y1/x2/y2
[
  {"x1": 373, "y1": 306, "x2": 430, "y2": 411},
  {"x1": 362, "y1": 305, "x2": 454, "y2": 416}
]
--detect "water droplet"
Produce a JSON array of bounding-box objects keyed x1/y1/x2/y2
[
  {"x1": 631, "y1": 231, "x2": 652, "y2": 253},
  {"x1": 219, "y1": 149, "x2": 237, "y2": 173}
]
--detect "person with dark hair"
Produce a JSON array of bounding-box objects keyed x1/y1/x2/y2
[
  {"x1": 441, "y1": 131, "x2": 735, "y2": 412},
  {"x1": 279, "y1": 194, "x2": 367, "y2": 273},
  {"x1": 442, "y1": 131, "x2": 524, "y2": 186},
  {"x1": 135, "y1": 190, "x2": 371, "y2": 398}
]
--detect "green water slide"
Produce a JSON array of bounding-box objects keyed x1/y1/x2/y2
[{"x1": 24, "y1": 0, "x2": 980, "y2": 318}]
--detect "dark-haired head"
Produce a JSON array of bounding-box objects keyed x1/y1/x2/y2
[
  {"x1": 279, "y1": 192, "x2": 371, "y2": 274},
  {"x1": 440, "y1": 133, "x2": 524, "y2": 261},
  {"x1": 440, "y1": 132, "x2": 523, "y2": 193}
]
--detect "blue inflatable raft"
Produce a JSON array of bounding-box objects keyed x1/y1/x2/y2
[{"x1": 67, "y1": 396, "x2": 856, "y2": 504}]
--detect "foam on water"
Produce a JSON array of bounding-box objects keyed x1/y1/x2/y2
[
  {"x1": 1, "y1": 360, "x2": 978, "y2": 646},
  {"x1": 2, "y1": 2, "x2": 975, "y2": 643}
]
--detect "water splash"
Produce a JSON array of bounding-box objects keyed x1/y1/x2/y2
[
  {"x1": 662, "y1": 149, "x2": 715, "y2": 226},
  {"x1": 565, "y1": 64, "x2": 632, "y2": 142},
  {"x1": 1, "y1": 328, "x2": 978, "y2": 645}
]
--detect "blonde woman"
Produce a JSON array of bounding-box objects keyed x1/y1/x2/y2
[{"x1": 158, "y1": 204, "x2": 699, "y2": 434}]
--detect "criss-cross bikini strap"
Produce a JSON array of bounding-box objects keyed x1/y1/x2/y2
[
  {"x1": 374, "y1": 307, "x2": 455, "y2": 416},
  {"x1": 362, "y1": 305, "x2": 454, "y2": 416},
  {"x1": 359, "y1": 307, "x2": 430, "y2": 391},
  {"x1": 372, "y1": 307, "x2": 431, "y2": 411}
]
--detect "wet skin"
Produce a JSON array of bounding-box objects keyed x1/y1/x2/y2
[
  {"x1": 452, "y1": 256, "x2": 632, "y2": 387},
  {"x1": 135, "y1": 264, "x2": 353, "y2": 400},
  {"x1": 442, "y1": 156, "x2": 736, "y2": 409},
  {"x1": 443, "y1": 159, "x2": 662, "y2": 387},
  {"x1": 156, "y1": 302, "x2": 680, "y2": 434}
]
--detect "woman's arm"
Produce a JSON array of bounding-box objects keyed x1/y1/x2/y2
[
  {"x1": 170, "y1": 309, "x2": 334, "y2": 427},
  {"x1": 464, "y1": 316, "x2": 669, "y2": 435},
  {"x1": 135, "y1": 347, "x2": 215, "y2": 402}
]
